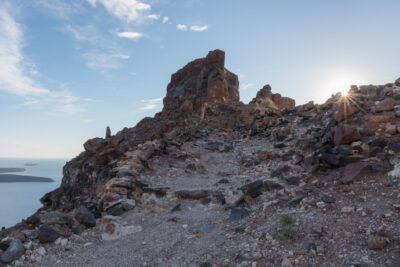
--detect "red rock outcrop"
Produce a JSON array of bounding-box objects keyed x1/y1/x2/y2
[
  {"x1": 163, "y1": 49, "x2": 239, "y2": 113},
  {"x1": 249, "y1": 85, "x2": 295, "y2": 110}
]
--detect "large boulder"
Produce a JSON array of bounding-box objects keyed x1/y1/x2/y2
[
  {"x1": 0, "y1": 239, "x2": 24, "y2": 263},
  {"x1": 163, "y1": 49, "x2": 239, "y2": 113},
  {"x1": 75, "y1": 205, "x2": 96, "y2": 228},
  {"x1": 83, "y1": 138, "x2": 107, "y2": 154},
  {"x1": 38, "y1": 225, "x2": 61, "y2": 243},
  {"x1": 249, "y1": 85, "x2": 295, "y2": 110},
  {"x1": 334, "y1": 124, "x2": 361, "y2": 145}
]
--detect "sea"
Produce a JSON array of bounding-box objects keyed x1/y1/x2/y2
[{"x1": 0, "y1": 158, "x2": 69, "y2": 228}]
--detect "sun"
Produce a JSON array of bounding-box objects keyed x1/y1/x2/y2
[{"x1": 323, "y1": 72, "x2": 362, "y2": 99}]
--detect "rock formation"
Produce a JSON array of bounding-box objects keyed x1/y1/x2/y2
[
  {"x1": 163, "y1": 49, "x2": 239, "y2": 113},
  {"x1": 250, "y1": 84, "x2": 295, "y2": 110},
  {"x1": 1, "y1": 50, "x2": 400, "y2": 266}
]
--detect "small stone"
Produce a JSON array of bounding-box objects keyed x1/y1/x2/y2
[
  {"x1": 316, "y1": 201, "x2": 326, "y2": 208},
  {"x1": 241, "y1": 180, "x2": 264, "y2": 198},
  {"x1": 120, "y1": 199, "x2": 136, "y2": 211},
  {"x1": 174, "y1": 190, "x2": 209, "y2": 200},
  {"x1": 36, "y1": 247, "x2": 46, "y2": 256},
  {"x1": 229, "y1": 208, "x2": 250, "y2": 222},
  {"x1": 367, "y1": 235, "x2": 388, "y2": 249},
  {"x1": 83, "y1": 242, "x2": 93, "y2": 247},
  {"x1": 341, "y1": 206, "x2": 354, "y2": 214}
]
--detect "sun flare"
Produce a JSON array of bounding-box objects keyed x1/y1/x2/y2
[{"x1": 324, "y1": 72, "x2": 363, "y2": 99}]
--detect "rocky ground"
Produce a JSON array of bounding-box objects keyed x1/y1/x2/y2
[{"x1": 1, "y1": 50, "x2": 400, "y2": 266}]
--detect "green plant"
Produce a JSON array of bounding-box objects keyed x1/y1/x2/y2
[
  {"x1": 280, "y1": 224, "x2": 298, "y2": 241},
  {"x1": 280, "y1": 214, "x2": 295, "y2": 226}
]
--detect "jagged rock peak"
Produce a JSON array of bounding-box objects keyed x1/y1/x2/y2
[
  {"x1": 249, "y1": 84, "x2": 295, "y2": 110},
  {"x1": 163, "y1": 49, "x2": 239, "y2": 113}
]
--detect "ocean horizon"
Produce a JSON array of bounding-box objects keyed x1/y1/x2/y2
[{"x1": 0, "y1": 157, "x2": 69, "y2": 228}]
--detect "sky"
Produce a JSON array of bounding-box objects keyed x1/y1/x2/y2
[{"x1": 0, "y1": 0, "x2": 399, "y2": 158}]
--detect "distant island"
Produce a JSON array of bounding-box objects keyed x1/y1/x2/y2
[
  {"x1": 24, "y1": 162, "x2": 38, "y2": 166},
  {"x1": 0, "y1": 168, "x2": 26, "y2": 174},
  {"x1": 0, "y1": 174, "x2": 54, "y2": 183}
]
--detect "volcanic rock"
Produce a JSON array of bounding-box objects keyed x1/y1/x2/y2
[
  {"x1": 341, "y1": 161, "x2": 370, "y2": 184},
  {"x1": 250, "y1": 84, "x2": 295, "y2": 110},
  {"x1": 163, "y1": 49, "x2": 239, "y2": 113},
  {"x1": 334, "y1": 124, "x2": 361, "y2": 145},
  {"x1": 0, "y1": 239, "x2": 24, "y2": 263},
  {"x1": 83, "y1": 138, "x2": 107, "y2": 154},
  {"x1": 333, "y1": 104, "x2": 357, "y2": 122},
  {"x1": 40, "y1": 212, "x2": 73, "y2": 226},
  {"x1": 374, "y1": 98, "x2": 395, "y2": 112},
  {"x1": 38, "y1": 225, "x2": 61, "y2": 243},
  {"x1": 75, "y1": 205, "x2": 96, "y2": 228},
  {"x1": 174, "y1": 190, "x2": 210, "y2": 200}
]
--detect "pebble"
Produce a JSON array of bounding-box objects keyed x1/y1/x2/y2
[
  {"x1": 36, "y1": 246, "x2": 46, "y2": 256},
  {"x1": 341, "y1": 206, "x2": 355, "y2": 214}
]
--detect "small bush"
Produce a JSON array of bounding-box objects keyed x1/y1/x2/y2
[
  {"x1": 280, "y1": 224, "x2": 298, "y2": 241},
  {"x1": 280, "y1": 214, "x2": 295, "y2": 226}
]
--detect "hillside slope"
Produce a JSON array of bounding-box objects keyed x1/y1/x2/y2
[{"x1": 1, "y1": 50, "x2": 400, "y2": 267}]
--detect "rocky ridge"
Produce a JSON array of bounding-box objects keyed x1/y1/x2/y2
[{"x1": 1, "y1": 50, "x2": 400, "y2": 266}]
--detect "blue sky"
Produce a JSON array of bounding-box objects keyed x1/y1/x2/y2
[{"x1": 0, "y1": 0, "x2": 399, "y2": 158}]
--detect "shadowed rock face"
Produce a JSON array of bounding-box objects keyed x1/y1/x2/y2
[
  {"x1": 163, "y1": 49, "x2": 239, "y2": 113},
  {"x1": 250, "y1": 84, "x2": 295, "y2": 110}
]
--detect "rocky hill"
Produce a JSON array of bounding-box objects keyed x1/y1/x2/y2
[{"x1": 1, "y1": 50, "x2": 400, "y2": 267}]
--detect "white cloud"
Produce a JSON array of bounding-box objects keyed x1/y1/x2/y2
[
  {"x1": 139, "y1": 97, "x2": 163, "y2": 110},
  {"x1": 177, "y1": 24, "x2": 187, "y2": 31},
  {"x1": 190, "y1": 25, "x2": 208, "y2": 32},
  {"x1": 84, "y1": 53, "x2": 130, "y2": 69},
  {"x1": 38, "y1": 0, "x2": 81, "y2": 20},
  {"x1": 87, "y1": 0, "x2": 151, "y2": 23},
  {"x1": 239, "y1": 74, "x2": 245, "y2": 79},
  {"x1": 147, "y1": 14, "x2": 160, "y2": 20},
  {"x1": 0, "y1": 9, "x2": 48, "y2": 96},
  {"x1": 241, "y1": 83, "x2": 255, "y2": 91},
  {"x1": 0, "y1": 8, "x2": 92, "y2": 116},
  {"x1": 162, "y1": 16, "x2": 168, "y2": 23},
  {"x1": 116, "y1": 31, "x2": 143, "y2": 40},
  {"x1": 65, "y1": 24, "x2": 130, "y2": 70}
]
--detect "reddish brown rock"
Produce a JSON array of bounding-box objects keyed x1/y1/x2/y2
[
  {"x1": 8, "y1": 230, "x2": 25, "y2": 242},
  {"x1": 334, "y1": 124, "x2": 361, "y2": 145},
  {"x1": 258, "y1": 151, "x2": 270, "y2": 161},
  {"x1": 367, "y1": 115, "x2": 396, "y2": 124},
  {"x1": 51, "y1": 224, "x2": 72, "y2": 237},
  {"x1": 341, "y1": 161, "x2": 370, "y2": 184},
  {"x1": 163, "y1": 49, "x2": 239, "y2": 113},
  {"x1": 333, "y1": 104, "x2": 357, "y2": 122},
  {"x1": 374, "y1": 98, "x2": 395, "y2": 112},
  {"x1": 174, "y1": 190, "x2": 210, "y2": 200},
  {"x1": 249, "y1": 85, "x2": 295, "y2": 110}
]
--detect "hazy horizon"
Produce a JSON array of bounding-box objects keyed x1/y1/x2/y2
[{"x1": 1, "y1": 0, "x2": 400, "y2": 158}]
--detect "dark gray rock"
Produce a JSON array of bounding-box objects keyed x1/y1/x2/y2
[
  {"x1": 388, "y1": 141, "x2": 400, "y2": 152},
  {"x1": 288, "y1": 194, "x2": 305, "y2": 205},
  {"x1": 241, "y1": 180, "x2": 263, "y2": 198},
  {"x1": 229, "y1": 208, "x2": 250, "y2": 222},
  {"x1": 38, "y1": 225, "x2": 60, "y2": 243},
  {"x1": 106, "y1": 204, "x2": 125, "y2": 216},
  {"x1": 0, "y1": 239, "x2": 24, "y2": 263},
  {"x1": 75, "y1": 205, "x2": 96, "y2": 228},
  {"x1": 263, "y1": 180, "x2": 283, "y2": 191},
  {"x1": 40, "y1": 212, "x2": 72, "y2": 226}
]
